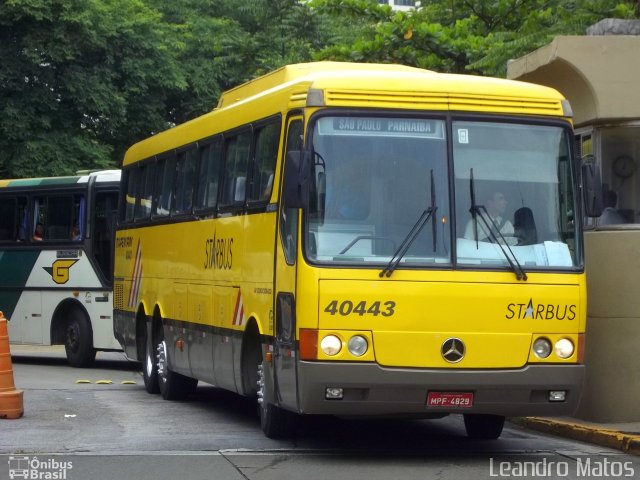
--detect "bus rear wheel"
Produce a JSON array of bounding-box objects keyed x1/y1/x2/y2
[
  {"x1": 64, "y1": 309, "x2": 96, "y2": 368},
  {"x1": 257, "y1": 363, "x2": 296, "y2": 438},
  {"x1": 156, "y1": 325, "x2": 197, "y2": 401},
  {"x1": 463, "y1": 414, "x2": 505, "y2": 439}
]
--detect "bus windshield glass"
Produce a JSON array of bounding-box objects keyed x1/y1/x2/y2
[
  {"x1": 305, "y1": 116, "x2": 578, "y2": 271},
  {"x1": 453, "y1": 121, "x2": 578, "y2": 269},
  {"x1": 306, "y1": 115, "x2": 451, "y2": 266}
]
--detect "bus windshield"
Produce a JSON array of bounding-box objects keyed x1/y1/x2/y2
[
  {"x1": 453, "y1": 121, "x2": 578, "y2": 269},
  {"x1": 306, "y1": 115, "x2": 451, "y2": 266},
  {"x1": 305, "y1": 115, "x2": 579, "y2": 271}
]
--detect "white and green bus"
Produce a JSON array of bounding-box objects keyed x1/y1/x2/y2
[{"x1": 0, "y1": 170, "x2": 121, "y2": 366}]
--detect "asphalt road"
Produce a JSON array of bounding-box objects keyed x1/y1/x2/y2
[{"x1": 2, "y1": 345, "x2": 639, "y2": 480}]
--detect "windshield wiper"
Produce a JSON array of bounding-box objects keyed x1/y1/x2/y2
[
  {"x1": 468, "y1": 168, "x2": 528, "y2": 281},
  {"x1": 380, "y1": 170, "x2": 437, "y2": 278}
]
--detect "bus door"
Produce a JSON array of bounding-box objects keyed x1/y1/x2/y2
[{"x1": 272, "y1": 117, "x2": 303, "y2": 410}]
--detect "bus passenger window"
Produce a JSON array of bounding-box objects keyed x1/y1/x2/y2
[
  {"x1": 0, "y1": 198, "x2": 18, "y2": 242},
  {"x1": 153, "y1": 157, "x2": 176, "y2": 217},
  {"x1": 250, "y1": 121, "x2": 280, "y2": 202},
  {"x1": 135, "y1": 163, "x2": 155, "y2": 221},
  {"x1": 280, "y1": 119, "x2": 303, "y2": 265},
  {"x1": 33, "y1": 195, "x2": 75, "y2": 241},
  {"x1": 195, "y1": 139, "x2": 222, "y2": 210},
  {"x1": 124, "y1": 168, "x2": 139, "y2": 222},
  {"x1": 174, "y1": 149, "x2": 197, "y2": 214},
  {"x1": 221, "y1": 131, "x2": 251, "y2": 207}
]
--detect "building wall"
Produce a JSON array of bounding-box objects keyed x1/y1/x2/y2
[{"x1": 507, "y1": 30, "x2": 640, "y2": 422}]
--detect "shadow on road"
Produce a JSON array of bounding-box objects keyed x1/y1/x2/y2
[
  {"x1": 185, "y1": 385, "x2": 528, "y2": 455},
  {"x1": 11, "y1": 352, "x2": 140, "y2": 372}
]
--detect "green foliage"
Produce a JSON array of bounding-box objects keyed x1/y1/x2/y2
[
  {"x1": 0, "y1": 0, "x2": 186, "y2": 177},
  {"x1": 1, "y1": 0, "x2": 638, "y2": 178},
  {"x1": 313, "y1": 0, "x2": 640, "y2": 76}
]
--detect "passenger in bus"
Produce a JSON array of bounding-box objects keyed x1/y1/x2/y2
[
  {"x1": 598, "y1": 190, "x2": 625, "y2": 225},
  {"x1": 463, "y1": 191, "x2": 516, "y2": 245},
  {"x1": 71, "y1": 224, "x2": 81, "y2": 241},
  {"x1": 32, "y1": 223, "x2": 44, "y2": 241}
]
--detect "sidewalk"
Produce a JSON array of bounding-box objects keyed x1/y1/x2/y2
[{"x1": 510, "y1": 417, "x2": 640, "y2": 455}]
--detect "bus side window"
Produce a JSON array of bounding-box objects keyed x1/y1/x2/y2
[
  {"x1": 195, "y1": 138, "x2": 223, "y2": 211},
  {"x1": 0, "y1": 197, "x2": 18, "y2": 241},
  {"x1": 153, "y1": 156, "x2": 176, "y2": 217},
  {"x1": 93, "y1": 191, "x2": 118, "y2": 283},
  {"x1": 280, "y1": 119, "x2": 303, "y2": 265},
  {"x1": 249, "y1": 120, "x2": 281, "y2": 203},
  {"x1": 173, "y1": 149, "x2": 198, "y2": 215},
  {"x1": 221, "y1": 131, "x2": 252, "y2": 208},
  {"x1": 32, "y1": 195, "x2": 75, "y2": 241},
  {"x1": 135, "y1": 162, "x2": 155, "y2": 221},
  {"x1": 17, "y1": 198, "x2": 27, "y2": 241},
  {"x1": 124, "y1": 168, "x2": 139, "y2": 223}
]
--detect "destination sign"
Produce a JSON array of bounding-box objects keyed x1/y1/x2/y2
[{"x1": 318, "y1": 117, "x2": 444, "y2": 138}]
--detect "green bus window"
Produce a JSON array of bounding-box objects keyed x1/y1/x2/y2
[
  {"x1": 17, "y1": 197, "x2": 27, "y2": 241},
  {"x1": 33, "y1": 195, "x2": 75, "y2": 241},
  {"x1": 0, "y1": 198, "x2": 16, "y2": 241},
  {"x1": 93, "y1": 191, "x2": 118, "y2": 283},
  {"x1": 250, "y1": 121, "x2": 281, "y2": 202}
]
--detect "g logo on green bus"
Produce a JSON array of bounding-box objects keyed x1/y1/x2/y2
[{"x1": 44, "y1": 259, "x2": 79, "y2": 285}]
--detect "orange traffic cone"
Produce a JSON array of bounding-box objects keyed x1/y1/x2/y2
[{"x1": 0, "y1": 311, "x2": 24, "y2": 419}]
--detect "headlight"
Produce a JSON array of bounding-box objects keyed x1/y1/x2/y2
[
  {"x1": 555, "y1": 338, "x2": 574, "y2": 359},
  {"x1": 533, "y1": 338, "x2": 552, "y2": 358},
  {"x1": 347, "y1": 335, "x2": 368, "y2": 357},
  {"x1": 320, "y1": 335, "x2": 342, "y2": 356}
]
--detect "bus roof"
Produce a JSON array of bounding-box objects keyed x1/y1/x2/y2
[
  {"x1": 0, "y1": 169, "x2": 121, "y2": 189},
  {"x1": 123, "y1": 62, "x2": 569, "y2": 166}
]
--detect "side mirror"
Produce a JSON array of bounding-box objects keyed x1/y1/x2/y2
[
  {"x1": 581, "y1": 155, "x2": 603, "y2": 217},
  {"x1": 282, "y1": 150, "x2": 309, "y2": 209}
]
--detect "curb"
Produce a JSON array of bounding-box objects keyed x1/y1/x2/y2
[{"x1": 511, "y1": 417, "x2": 640, "y2": 456}]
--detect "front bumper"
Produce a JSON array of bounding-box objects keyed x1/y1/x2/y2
[{"x1": 296, "y1": 361, "x2": 584, "y2": 417}]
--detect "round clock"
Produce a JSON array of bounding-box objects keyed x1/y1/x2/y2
[{"x1": 613, "y1": 155, "x2": 635, "y2": 178}]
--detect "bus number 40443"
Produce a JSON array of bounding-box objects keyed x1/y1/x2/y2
[{"x1": 323, "y1": 300, "x2": 396, "y2": 317}]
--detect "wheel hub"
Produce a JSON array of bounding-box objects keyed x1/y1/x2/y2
[
  {"x1": 66, "y1": 324, "x2": 80, "y2": 351},
  {"x1": 157, "y1": 341, "x2": 168, "y2": 380}
]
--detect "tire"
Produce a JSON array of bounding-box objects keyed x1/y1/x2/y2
[
  {"x1": 142, "y1": 322, "x2": 160, "y2": 394},
  {"x1": 463, "y1": 414, "x2": 505, "y2": 439},
  {"x1": 64, "y1": 309, "x2": 96, "y2": 368},
  {"x1": 156, "y1": 324, "x2": 197, "y2": 401},
  {"x1": 257, "y1": 362, "x2": 296, "y2": 438}
]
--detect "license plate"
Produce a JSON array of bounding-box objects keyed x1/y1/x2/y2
[{"x1": 427, "y1": 392, "x2": 474, "y2": 408}]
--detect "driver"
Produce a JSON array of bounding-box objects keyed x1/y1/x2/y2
[{"x1": 464, "y1": 191, "x2": 516, "y2": 245}]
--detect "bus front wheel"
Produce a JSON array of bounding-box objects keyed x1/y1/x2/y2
[
  {"x1": 463, "y1": 414, "x2": 505, "y2": 439},
  {"x1": 257, "y1": 362, "x2": 296, "y2": 438},
  {"x1": 64, "y1": 309, "x2": 96, "y2": 368}
]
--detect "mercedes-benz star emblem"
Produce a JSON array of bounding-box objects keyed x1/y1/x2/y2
[{"x1": 441, "y1": 338, "x2": 465, "y2": 363}]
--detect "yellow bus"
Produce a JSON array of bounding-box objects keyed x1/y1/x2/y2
[{"x1": 114, "y1": 62, "x2": 594, "y2": 439}]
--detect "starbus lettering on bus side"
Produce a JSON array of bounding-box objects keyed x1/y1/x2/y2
[{"x1": 204, "y1": 231, "x2": 233, "y2": 270}]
